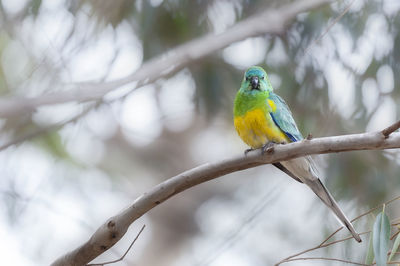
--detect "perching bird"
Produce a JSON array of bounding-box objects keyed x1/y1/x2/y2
[{"x1": 233, "y1": 66, "x2": 361, "y2": 242}]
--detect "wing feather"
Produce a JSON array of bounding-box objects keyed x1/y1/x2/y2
[{"x1": 269, "y1": 93, "x2": 303, "y2": 142}]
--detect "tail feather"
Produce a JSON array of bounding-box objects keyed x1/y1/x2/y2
[
  {"x1": 279, "y1": 158, "x2": 362, "y2": 242},
  {"x1": 303, "y1": 178, "x2": 362, "y2": 243},
  {"x1": 273, "y1": 163, "x2": 302, "y2": 183}
]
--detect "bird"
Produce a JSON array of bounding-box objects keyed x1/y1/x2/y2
[{"x1": 233, "y1": 66, "x2": 361, "y2": 242}]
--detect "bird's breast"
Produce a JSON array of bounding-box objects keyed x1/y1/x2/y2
[{"x1": 234, "y1": 108, "x2": 289, "y2": 148}]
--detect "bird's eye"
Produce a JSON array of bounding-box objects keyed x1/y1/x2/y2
[
  {"x1": 246, "y1": 76, "x2": 250, "y2": 81},
  {"x1": 261, "y1": 76, "x2": 264, "y2": 79}
]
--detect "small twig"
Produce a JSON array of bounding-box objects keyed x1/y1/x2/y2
[
  {"x1": 87, "y1": 224, "x2": 145, "y2": 266},
  {"x1": 321, "y1": 223, "x2": 397, "y2": 248},
  {"x1": 195, "y1": 188, "x2": 281, "y2": 266},
  {"x1": 382, "y1": 120, "x2": 400, "y2": 138},
  {"x1": 318, "y1": 227, "x2": 343, "y2": 246},
  {"x1": 274, "y1": 231, "x2": 372, "y2": 265},
  {"x1": 351, "y1": 195, "x2": 400, "y2": 223},
  {"x1": 320, "y1": 230, "x2": 370, "y2": 248},
  {"x1": 304, "y1": 0, "x2": 356, "y2": 55},
  {"x1": 279, "y1": 256, "x2": 369, "y2": 265},
  {"x1": 391, "y1": 229, "x2": 400, "y2": 241},
  {"x1": 275, "y1": 195, "x2": 400, "y2": 265}
]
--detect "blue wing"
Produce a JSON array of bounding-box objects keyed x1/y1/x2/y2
[{"x1": 269, "y1": 92, "x2": 303, "y2": 142}]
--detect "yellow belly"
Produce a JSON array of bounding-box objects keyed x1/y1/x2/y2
[{"x1": 234, "y1": 108, "x2": 289, "y2": 148}]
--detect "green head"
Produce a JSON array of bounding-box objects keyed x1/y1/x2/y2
[
  {"x1": 234, "y1": 66, "x2": 273, "y2": 116},
  {"x1": 240, "y1": 66, "x2": 273, "y2": 94}
]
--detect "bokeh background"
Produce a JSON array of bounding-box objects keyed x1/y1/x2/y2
[{"x1": 1, "y1": 0, "x2": 400, "y2": 265}]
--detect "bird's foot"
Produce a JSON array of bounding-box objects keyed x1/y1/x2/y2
[
  {"x1": 244, "y1": 148, "x2": 254, "y2": 156},
  {"x1": 261, "y1": 142, "x2": 275, "y2": 155}
]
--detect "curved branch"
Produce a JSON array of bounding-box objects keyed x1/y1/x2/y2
[
  {"x1": 0, "y1": 0, "x2": 331, "y2": 118},
  {"x1": 51, "y1": 128, "x2": 400, "y2": 266}
]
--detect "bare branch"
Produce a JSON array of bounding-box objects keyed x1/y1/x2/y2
[
  {"x1": 0, "y1": 0, "x2": 331, "y2": 118},
  {"x1": 0, "y1": 101, "x2": 99, "y2": 151},
  {"x1": 51, "y1": 129, "x2": 400, "y2": 266}
]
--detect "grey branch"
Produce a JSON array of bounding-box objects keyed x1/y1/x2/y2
[
  {"x1": 51, "y1": 126, "x2": 400, "y2": 266},
  {"x1": 0, "y1": 0, "x2": 331, "y2": 118},
  {"x1": 0, "y1": 101, "x2": 99, "y2": 151}
]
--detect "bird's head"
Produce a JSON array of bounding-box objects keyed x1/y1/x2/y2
[{"x1": 240, "y1": 66, "x2": 273, "y2": 93}]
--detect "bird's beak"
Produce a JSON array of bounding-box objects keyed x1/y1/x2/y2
[{"x1": 251, "y1": 76, "x2": 259, "y2": 90}]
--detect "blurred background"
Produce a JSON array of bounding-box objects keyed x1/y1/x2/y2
[{"x1": 0, "y1": 0, "x2": 400, "y2": 265}]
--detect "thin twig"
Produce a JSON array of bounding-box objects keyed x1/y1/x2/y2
[
  {"x1": 275, "y1": 195, "x2": 400, "y2": 265},
  {"x1": 382, "y1": 120, "x2": 400, "y2": 138},
  {"x1": 354, "y1": 196, "x2": 400, "y2": 222},
  {"x1": 319, "y1": 227, "x2": 343, "y2": 246},
  {"x1": 280, "y1": 257, "x2": 369, "y2": 265},
  {"x1": 304, "y1": 0, "x2": 356, "y2": 55},
  {"x1": 195, "y1": 188, "x2": 281, "y2": 266},
  {"x1": 320, "y1": 230, "x2": 370, "y2": 248},
  {"x1": 320, "y1": 194, "x2": 400, "y2": 245},
  {"x1": 391, "y1": 230, "x2": 400, "y2": 241},
  {"x1": 87, "y1": 225, "x2": 145, "y2": 266}
]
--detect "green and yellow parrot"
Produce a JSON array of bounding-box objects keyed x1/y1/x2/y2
[{"x1": 233, "y1": 66, "x2": 361, "y2": 242}]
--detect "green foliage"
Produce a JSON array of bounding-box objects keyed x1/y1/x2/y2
[
  {"x1": 28, "y1": 0, "x2": 42, "y2": 17},
  {"x1": 365, "y1": 230, "x2": 374, "y2": 265},
  {"x1": 35, "y1": 131, "x2": 71, "y2": 161},
  {"x1": 372, "y1": 207, "x2": 391, "y2": 266}
]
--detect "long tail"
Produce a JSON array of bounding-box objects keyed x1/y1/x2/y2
[
  {"x1": 303, "y1": 178, "x2": 362, "y2": 242},
  {"x1": 278, "y1": 158, "x2": 362, "y2": 242}
]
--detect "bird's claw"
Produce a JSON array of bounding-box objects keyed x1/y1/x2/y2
[{"x1": 261, "y1": 142, "x2": 275, "y2": 155}]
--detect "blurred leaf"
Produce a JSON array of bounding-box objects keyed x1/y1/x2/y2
[
  {"x1": 86, "y1": 0, "x2": 135, "y2": 28},
  {"x1": 373, "y1": 208, "x2": 391, "y2": 266},
  {"x1": 365, "y1": 231, "x2": 374, "y2": 265},
  {"x1": 388, "y1": 231, "x2": 400, "y2": 262},
  {"x1": 35, "y1": 131, "x2": 70, "y2": 160},
  {"x1": 28, "y1": 0, "x2": 42, "y2": 17}
]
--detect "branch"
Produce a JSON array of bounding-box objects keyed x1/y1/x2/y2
[
  {"x1": 0, "y1": 101, "x2": 99, "y2": 151},
  {"x1": 0, "y1": 0, "x2": 331, "y2": 118},
  {"x1": 382, "y1": 120, "x2": 400, "y2": 138},
  {"x1": 51, "y1": 127, "x2": 400, "y2": 266}
]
